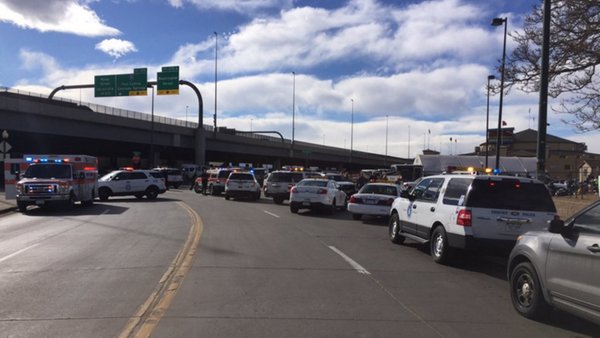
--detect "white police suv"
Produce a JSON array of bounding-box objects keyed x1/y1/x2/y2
[{"x1": 388, "y1": 174, "x2": 557, "y2": 264}]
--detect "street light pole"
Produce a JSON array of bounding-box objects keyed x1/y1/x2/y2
[
  {"x1": 2, "y1": 130, "x2": 8, "y2": 161},
  {"x1": 185, "y1": 105, "x2": 189, "y2": 128},
  {"x1": 292, "y1": 72, "x2": 296, "y2": 148},
  {"x1": 492, "y1": 17, "x2": 508, "y2": 172},
  {"x1": 214, "y1": 32, "x2": 218, "y2": 134},
  {"x1": 485, "y1": 75, "x2": 496, "y2": 168},
  {"x1": 385, "y1": 115, "x2": 389, "y2": 162},
  {"x1": 350, "y1": 99, "x2": 354, "y2": 161}
]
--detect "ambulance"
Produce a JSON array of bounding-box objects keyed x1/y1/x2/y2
[{"x1": 6, "y1": 155, "x2": 98, "y2": 212}]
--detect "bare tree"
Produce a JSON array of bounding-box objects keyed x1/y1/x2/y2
[{"x1": 504, "y1": 0, "x2": 600, "y2": 131}]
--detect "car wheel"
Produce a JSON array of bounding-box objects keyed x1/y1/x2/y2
[
  {"x1": 98, "y1": 188, "x2": 110, "y2": 201},
  {"x1": 510, "y1": 262, "x2": 548, "y2": 319},
  {"x1": 208, "y1": 185, "x2": 215, "y2": 195},
  {"x1": 194, "y1": 184, "x2": 202, "y2": 193},
  {"x1": 17, "y1": 201, "x2": 27, "y2": 212},
  {"x1": 64, "y1": 192, "x2": 76, "y2": 210},
  {"x1": 430, "y1": 226, "x2": 452, "y2": 264},
  {"x1": 352, "y1": 213, "x2": 362, "y2": 220},
  {"x1": 329, "y1": 199, "x2": 336, "y2": 214},
  {"x1": 225, "y1": 195, "x2": 230, "y2": 200},
  {"x1": 388, "y1": 213, "x2": 405, "y2": 244},
  {"x1": 134, "y1": 193, "x2": 144, "y2": 199},
  {"x1": 290, "y1": 202, "x2": 299, "y2": 213},
  {"x1": 146, "y1": 186, "x2": 159, "y2": 199},
  {"x1": 273, "y1": 197, "x2": 283, "y2": 204},
  {"x1": 255, "y1": 192, "x2": 261, "y2": 200}
]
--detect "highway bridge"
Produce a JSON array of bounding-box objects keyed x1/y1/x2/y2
[{"x1": 0, "y1": 88, "x2": 409, "y2": 173}]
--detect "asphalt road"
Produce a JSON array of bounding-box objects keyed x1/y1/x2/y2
[{"x1": 0, "y1": 190, "x2": 598, "y2": 337}]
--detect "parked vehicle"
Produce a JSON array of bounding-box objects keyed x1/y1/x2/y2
[
  {"x1": 152, "y1": 167, "x2": 184, "y2": 189},
  {"x1": 336, "y1": 181, "x2": 357, "y2": 201},
  {"x1": 263, "y1": 170, "x2": 311, "y2": 204},
  {"x1": 508, "y1": 200, "x2": 600, "y2": 325},
  {"x1": 12, "y1": 154, "x2": 98, "y2": 212},
  {"x1": 388, "y1": 174, "x2": 557, "y2": 264},
  {"x1": 347, "y1": 183, "x2": 400, "y2": 220},
  {"x1": 206, "y1": 168, "x2": 236, "y2": 195},
  {"x1": 97, "y1": 169, "x2": 167, "y2": 200},
  {"x1": 224, "y1": 171, "x2": 261, "y2": 200},
  {"x1": 289, "y1": 178, "x2": 346, "y2": 214}
]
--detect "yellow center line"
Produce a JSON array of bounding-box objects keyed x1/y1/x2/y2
[{"x1": 118, "y1": 201, "x2": 203, "y2": 338}]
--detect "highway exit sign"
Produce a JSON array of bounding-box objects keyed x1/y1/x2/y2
[
  {"x1": 157, "y1": 66, "x2": 179, "y2": 95},
  {"x1": 95, "y1": 68, "x2": 148, "y2": 97}
]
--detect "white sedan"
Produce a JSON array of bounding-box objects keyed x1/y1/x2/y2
[
  {"x1": 289, "y1": 179, "x2": 347, "y2": 214},
  {"x1": 347, "y1": 183, "x2": 401, "y2": 220}
]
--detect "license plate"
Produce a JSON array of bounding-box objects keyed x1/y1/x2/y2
[
  {"x1": 364, "y1": 199, "x2": 377, "y2": 205},
  {"x1": 302, "y1": 201, "x2": 310, "y2": 206},
  {"x1": 505, "y1": 223, "x2": 521, "y2": 231},
  {"x1": 35, "y1": 200, "x2": 45, "y2": 205}
]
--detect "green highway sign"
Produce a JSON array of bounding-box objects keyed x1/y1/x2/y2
[
  {"x1": 94, "y1": 68, "x2": 148, "y2": 97},
  {"x1": 157, "y1": 65, "x2": 179, "y2": 95}
]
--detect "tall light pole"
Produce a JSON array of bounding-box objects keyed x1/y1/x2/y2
[
  {"x1": 485, "y1": 75, "x2": 496, "y2": 168},
  {"x1": 292, "y1": 71, "x2": 296, "y2": 147},
  {"x1": 2, "y1": 129, "x2": 8, "y2": 161},
  {"x1": 214, "y1": 31, "x2": 218, "y2": 134},
  {"x1": 492, "y1": 17, "x2": 508, "y2": 172},
  {"x1": 385, "y1": 115, "x2": 389, "y2": 163},
  {"x1": 185, "y1": 105, "x2": 189, "y2": 128},
  {"x1": 350, "y1": 99, "x2": 354, "y2": 161},
  {"x1": 537, "y1": 0, "x2": 551, "y2": 180}
]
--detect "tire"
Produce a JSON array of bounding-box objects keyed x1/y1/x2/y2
[
  {"x1": 510, "y1": 262, "x2": 549, "y2": 319},
  {"x1": 194, "y1": 184, "x2": 202, "y2": 193},
  {"x1": 98, "y1": 188, "x2": 110, "y2": 201},
  {"x1": 255, "y1": 192, "x2": 261, "y2": 200},
  {"x1": 388, "y1": 213, "x2": 405, "y2": 244},
  {"x1": 208, "y1": 185, "x2": 215, "y2": 196},
  {"x1": 329, "y1": 199, "x2": 336, "y2": 214},
  {"x1": 17, "y1": 201, "x2": 27, "y2": 212},
  {"x1": 430, "y1": 226, "x2": 452, "y2": 264},
  {"x1": 273, "y1": 197, "x2": 284, "y2": 204},
  {"x1": 290, "y1": 202, "x2": 299, "y2": 213},
  {"x1": 134, "y1": 193, "x2": 144, "y2": 199},
  {"x1": 225, "y1": 195, "x2": 230, "y2": 200},
  {"x1": 352, "y1": 213, "x2": 362, "y2": 220},
  {"x1": 82, "y1": 190, "x2": 95, "y2": 206},
  {"x1": 146, "y1": 186, "x2": 159, "y2": 199},
  {"x1": 64, "y1": 192, "x2": 76, "y2": 210}
]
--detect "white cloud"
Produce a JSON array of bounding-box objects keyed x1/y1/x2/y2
[
  {"x1": 95, "y1": 39, "x2": 138, "y2": 59},
  {"x1": 0, "y1": 0, "x2": 120, "y2": 37},
  {"x1": 170, "y1": 0, "x2": 293, "y2": 13}
]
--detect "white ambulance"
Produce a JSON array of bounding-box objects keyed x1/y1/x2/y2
[{"x1": 6, "y1": 155, "x2": 98, "y2": 212}]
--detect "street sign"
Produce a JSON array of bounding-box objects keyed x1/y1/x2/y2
[
  {"x1": 94, "y1": 68, "x2": 148, "y2": 97},
  {"x1": 0, "y1": 141, "x2": 12, "y2": 153},
  {"x1": 157, "y1": 66, "x2": 179, "y2": 95}
]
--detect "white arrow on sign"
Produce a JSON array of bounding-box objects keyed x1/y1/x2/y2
[{"x1": 0, "y1": 141, "x2": 11, "y2": 153}]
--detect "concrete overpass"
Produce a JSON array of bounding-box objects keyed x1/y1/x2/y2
[{"x1": 0, "y1": 89, "x2": 410, "y2": 172}]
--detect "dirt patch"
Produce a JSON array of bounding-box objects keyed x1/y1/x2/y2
[{"x1": 553, "y1": 194, "x2": 599, "y2": 219}]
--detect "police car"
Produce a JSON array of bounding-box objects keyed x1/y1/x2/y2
[
  {"x1": 388, "y1": 173, "x2": 557, "y2": 264},
  {"x1": 97, "y1": 169, "x2": 167, "y2": 200}
]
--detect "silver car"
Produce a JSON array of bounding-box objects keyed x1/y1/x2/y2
[{"x1": 508, "y1": 200, "x2": 600, "y2": 325}]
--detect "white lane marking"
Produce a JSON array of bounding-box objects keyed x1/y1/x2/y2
[
  {"x1": 328, "y1": 246, "x2": 370, "y2": 275},
  {"x1": 0, "y1": 243, "x2": 40, "y2": 264},
  {"x1": 263, "y1": 210, "x2": 280, "y2": 218}
]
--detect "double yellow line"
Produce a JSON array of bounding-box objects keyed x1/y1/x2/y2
[{"x1": 118, "y1": 202, "x2": 203, "y2": 338}]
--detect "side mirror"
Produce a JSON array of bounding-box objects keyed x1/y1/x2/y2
[
  {"x1": 548, "y1": 218, "x2": 565, "y2": 234},
  {"x1": 400, "y1": 190, "x2": 416, "y2": 201}
]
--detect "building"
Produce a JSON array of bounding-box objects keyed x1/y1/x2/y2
[{"x1": 476, "y1": 128, "x2": 600, "y2": 180}]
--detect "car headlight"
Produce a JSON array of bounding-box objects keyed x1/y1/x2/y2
[{"x1": 16, "y1": 183, "x2": 23, "y2": 194}]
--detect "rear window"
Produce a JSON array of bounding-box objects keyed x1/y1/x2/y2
[
  {"x1": 443, "y1": 178, "x2": 473, "y2": 206},
  {"x1": 298, "y1": 180, "x2": 327, "y2": 187},
  {"x1": 466, "y1": 178, "x2": 556, "y2": 212},
  {"x1": 269, "y1": 172, "x2": 292, "y2": 182},
  {"x1": 360, "y1": 184, "x2": 397, "y2": 196},
  {"x1": 167, "y1": 169, "x2": 181, "y2": 175},
  {"x1": 229, "y1": 173, "x2": 254, "y2": 180},
  {"x1": 218, "y1": 170, "x2": 232, "y2": 179},
  {"x1": 149, "y1": 172, "x2": 164, "y2": 179}
]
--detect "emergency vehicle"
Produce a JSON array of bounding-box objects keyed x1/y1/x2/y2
[{"x1": 7, "y1": 155, "x2": 98, "y2": 212}]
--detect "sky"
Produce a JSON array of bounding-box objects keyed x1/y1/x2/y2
[{"x1": 1, "y1": 0, "x2": 597, "y2": 159}]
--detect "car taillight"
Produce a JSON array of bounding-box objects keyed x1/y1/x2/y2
[
  {"x1": 457, "y1": 209, "x2": 472, "y2": 227},
  {"x1": 349, "y1": 195, "x2": 357, "y2": 203},
  {"x1": 291, "y1": 187, "x2": 297, "y2": 193},
  {"x1": 386, "y1": 198, "x2": 394, "y2": 206},
  {"x1": 318, "y1": 188, "x2": 328, "y2": 194}
]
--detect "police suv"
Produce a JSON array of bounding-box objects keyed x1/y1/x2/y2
[{"x1": 388, "y1": 173, "x2": 557, "y2": 264}]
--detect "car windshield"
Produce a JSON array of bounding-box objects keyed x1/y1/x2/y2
[
  {"x1": 218, "y1": 170, "x2": 232, "y2": 178},
  {"x1": 298, "y1": 180, "x2": 327, "y2": 187},
  {"x1": 23, "y1": 164, "x2": 71, "y2": 179},
  {"x1": 360, "y1": 184, "x2": 397, "y2": 196},
  {"x1": 269, "y1": 173, "x2": 293, "y2": 182},
  {"x1": 466, "y1": 179, "x2": 556, "y2": 212}
]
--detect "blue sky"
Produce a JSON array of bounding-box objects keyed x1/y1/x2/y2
[{"x1": 2, "y1": 0, "x2": 595, "y2": 158}]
